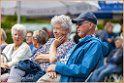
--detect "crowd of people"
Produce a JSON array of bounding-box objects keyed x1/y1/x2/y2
[{"x1": 0, "y1": 12, "x2": 123, "y2": 82}]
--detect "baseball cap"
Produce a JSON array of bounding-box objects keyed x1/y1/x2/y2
[{"x1": 72, "y1": 12, "x2": 97, "y2": 25}]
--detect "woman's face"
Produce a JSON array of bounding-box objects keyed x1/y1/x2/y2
[
  {"x1": 12, "y1": 31, "x2": 24, "y2": 47},
  {"x1": 26, "y1": 32, "x2": 33, "y2": 44},
  {"x1": 52, "y1": 23, "x2": 67, "y2": 38},
  {"x1": 32, "y1": 38, "x2": 37, "y2": 48},
  {"x1": 32, "y1": 34, "x2": 38, "y2": 48},
  {"x1": 115, "y1": 40, "x2": 122, "y2": 48}
]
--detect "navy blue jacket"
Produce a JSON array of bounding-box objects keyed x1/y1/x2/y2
[
  {"x1": 99, "y1": 31, "x2": 117, "y2": 52},
  {"x1": 107, "y1": 48, "x2": 123, "y2": 66}
]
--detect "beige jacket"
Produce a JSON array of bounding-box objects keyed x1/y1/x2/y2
[{"x1": 2, "y1": 42, "x2": 32, "y2": 68}]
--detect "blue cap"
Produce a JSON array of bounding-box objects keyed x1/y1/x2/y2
[{"x1": 72, "y1": 12, "x2": 97, "y2": 25}]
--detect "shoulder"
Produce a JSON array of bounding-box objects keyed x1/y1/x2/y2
[
  {"x1": 60, "y1": 40, "x2": 75, "y2": 49},
  {"x1": 21, "y1": 42, "x2": 29, "y2": 47},
  {"x1": 19, "y1": 42, "x2": 30, "y2": 50},
  {"x1": 2, "y1": 44, "x2": 14, "y2": 54},
  {"x1": 65, "y1": 39, "x2": 75, "y2": 45},
  {"x1": 90, "y1": 37, "x2": 102, "y2": 45},
  {"x1": 3, "y1": 43, "x2": 14, "y2": 49},
  {"x1": 44, "y1": 38, "x2": 54, "y2": 45}
]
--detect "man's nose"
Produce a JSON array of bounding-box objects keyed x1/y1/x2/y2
[{"x1": 76, "y1": 25, "x2": 79, "y2": 29}]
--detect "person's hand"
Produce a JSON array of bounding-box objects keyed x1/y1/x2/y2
[
  {"x1": 52, "y1": 35, "x2": 66, "y2": 47},
  {"x1": 46, "y1": 64, "x2": 56, "y2": 72},
  {"x1": 1, "y1": 63, "x2": 9, "y2": 69},
  {"x1": 107, "y1": 38, "x2": 112, "y2": 43},
  {"x1": 48, "y1": 71, "x2": 57, "y2": 79}
]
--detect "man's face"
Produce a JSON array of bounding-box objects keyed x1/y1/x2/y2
[
  {"x1": 53, "y1": 23, "x2": 67, "y2": 38},
  {"x1": 76, "y1": 21, "x2": 91, "y2": 38}
]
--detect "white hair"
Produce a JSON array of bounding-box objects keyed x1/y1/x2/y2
[
  {"x1": 11, "y1": 24, "x2": 27, "y2": 38},
  {"x1": 51, "y1": 15, "x2": 72, "y2": 32}
]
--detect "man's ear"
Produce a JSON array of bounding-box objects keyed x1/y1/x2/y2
[{"x1": 89, "y1": 23, "x2": 93, "y2": 30}]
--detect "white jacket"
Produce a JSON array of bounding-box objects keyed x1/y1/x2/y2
[{"x1": 2, "y1": 42, "x2": 32, "y2": 68}]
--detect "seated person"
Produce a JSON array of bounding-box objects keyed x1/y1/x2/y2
[
  {"x1": 38, "y1": 12, "x2": 109, "y2": 82},
  {"x1": 91, "y1": 37, "x2": 123, "y2": 82},
  {"x1": 25, "y1": 31, "x2": 37, "y2": 55},
  {"x1": 7, "y1": 15, "x2": 75, "y2": 82},
  {"x1": 1, "y1": 24, "x2": 32, "y2": 81},
  {"x1": 99, "y1": 22, "x2": 117, "y2": 53},
  {"x1": 0, "y1": 28, "x2": 7, "y2": 52}
]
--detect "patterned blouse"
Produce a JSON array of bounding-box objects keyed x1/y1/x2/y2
[{"x1": 33, "y1": 38, "x2": 75, "y2": 72}]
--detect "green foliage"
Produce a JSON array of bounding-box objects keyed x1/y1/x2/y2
[
  {"x1": 97, "y1": 24, "x2": 104, "y2": 30},
  {"x1": 6, "y1": 32, "x2": 13, "y2": 44},
  {"x1": 1, "y1": 22, "x2": 13, "y2": 29},
  {"x1": 1, "y1": 15, "x2": 17, "y2": 29}
]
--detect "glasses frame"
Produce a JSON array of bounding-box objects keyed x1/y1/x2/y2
[{"x1": 77, "y1": 21, "x2": 89, "y2": 26}]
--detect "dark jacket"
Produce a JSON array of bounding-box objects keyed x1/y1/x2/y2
[
  {"x1": 107, "y1": 48, "x2": 123, "y2": 66},
  {"x1": 99, "y1": 31, "x2": 117, "y2": 52},
  {"x1": 15, "y1": 59, "x2": 45, "y2": 82}
]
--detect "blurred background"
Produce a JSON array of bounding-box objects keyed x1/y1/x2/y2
[{"x1": 1, "y1": 0, "x2": 123, "y2": 43}]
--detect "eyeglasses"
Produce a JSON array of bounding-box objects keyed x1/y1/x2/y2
[
  {"x1": 26, "y1": 36, "x2": 32, "y2": 38},
  {"x1": 77, "y1": 21, "x2": 89, "y2": 26},
  {"x1": 32, "y1": 35, "x2": 39, "y2": 40},
  {"x1": 12, "y1": 34, "x2": 22, "y2": 38}
]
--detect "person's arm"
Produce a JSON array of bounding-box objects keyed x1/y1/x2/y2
[
  {"x1": 56, "y1": 43, "x2": 102, "y2": 78},
  {"x1": 34, "y1": 54, "x2": 50, "y2": 63},
  {"x1": 47, "y1": 42, "x2": 103, "y2": 78},
  {"x1": 34, "y1": 42, "x2": 57, "y2": 63},
  {"x1": 35, "y1": 36, "x2": 65, "y2": 63}
]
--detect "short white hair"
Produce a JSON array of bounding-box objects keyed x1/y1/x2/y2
[
  {"x1": 11, "y1": 24, "x2": 27, "y2": 38},
  {"x1": 51, "y1": 15, "x2": 72, "y2": 32}
]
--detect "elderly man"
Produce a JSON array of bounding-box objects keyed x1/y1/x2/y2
[{"x1": 44, "y1": 12, "x2": 109, "y2": 82}]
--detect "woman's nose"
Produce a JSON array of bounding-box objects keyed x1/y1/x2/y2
[{"x1": 53, "y1": 29, "x2": 57, "y2": 33}]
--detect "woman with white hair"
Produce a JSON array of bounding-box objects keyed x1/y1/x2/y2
[
  {"x1": 0, "y1": 28, "x2": 7, "y2": 52},
  {"x1": 8, "y1": 15, "x2": 75, "y2": 82},
  {"x1": 1, "y1": 24, "x2": 32, "y2": 75}
]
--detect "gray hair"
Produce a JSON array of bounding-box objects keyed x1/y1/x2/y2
[
  {"x1": 1, "y1": 28, "x2": 7, "y2": 41},
  {"x1": 51, "y1": 15, "x2": 72, "y2": 32},
  {"x1": 115, "y1": 36, "x2": 123, "y2": 42},
  {"x1": 11, "y1": 24, "x2": 27, "y2": 38},
  {"x1": 33, "y1": 29, "x2": 48, "y2": 44}
]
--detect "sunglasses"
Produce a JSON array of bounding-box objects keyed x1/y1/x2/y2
[{"x1": 77, "y1": 21, "x2": 89, "y2": 26}]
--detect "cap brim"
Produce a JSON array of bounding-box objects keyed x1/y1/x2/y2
[
  {"x1": 72, "y1": 18, "x2": 84, "y2": 24},
  {"x1": 72, "y1": 19, "x2": 78, "y2": 24},
  {"x1": 72, "y1": 19, "x2": 80, "y2": 24}
]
